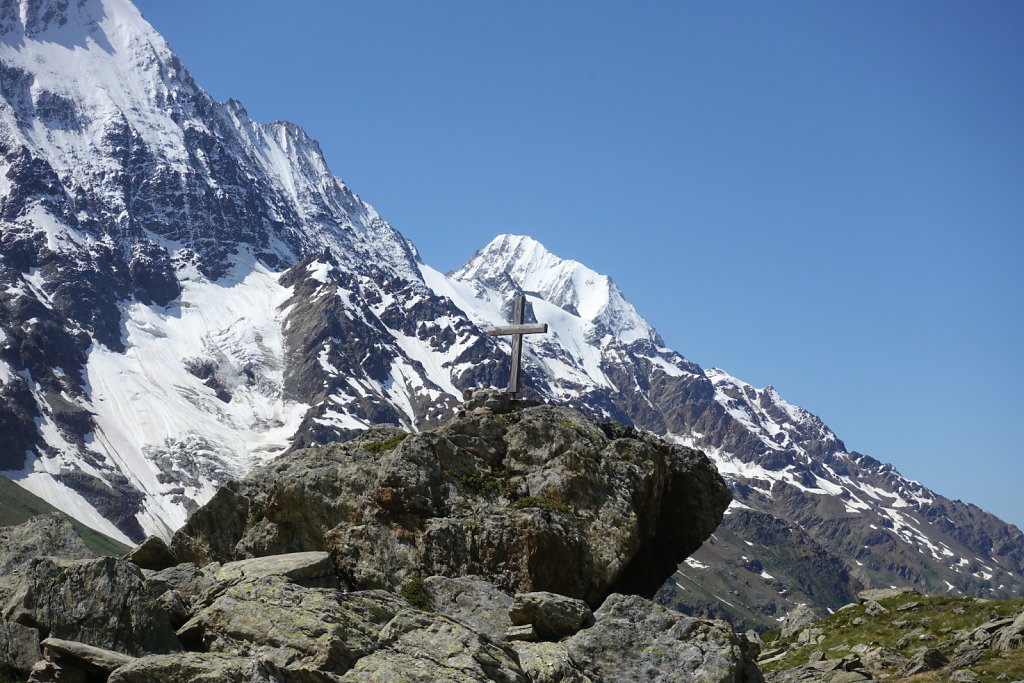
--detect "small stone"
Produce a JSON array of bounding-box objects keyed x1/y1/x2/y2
[
  {"x1": 125, "y1": 536, "x2": 177, "y2": 571},
  {"x1": 781, "y1": 603, "x2": 819, "y2": 638},
  {"x1": 212, "y1": 551, "x2": 336, "y2": 587},
  {"x1": 946, "y1": 648, "x2": 984, "y2": 671},
  {"x1": 506, "y1": 624, "x2": 540, "y2": 642},
  {"x1": 509, "y1": 592, "x2": 593, "y2": 640},
  {"x1": 808, "y1": 650, "x2": 825, "y2": 663},
  {"x1": 840, "y1": 653, "x2": 862, "y2": 671},
  {"x1": 900, "y1": 647, "x2": 948, "y2": 676},
  {"x1": 810, "y1": 658, "x2": 843, "y2": 672},
  {"x1": 28, "y1": 658, "x2": 89, "y2": 683},
  {"x1": 896, "y1": 600, "x2": 922, "y2": 611},
  {"x1": 864, "y1": 599, "x2": 887, "y2": 616},
  {"x1": 40, "y1": 638, "x2": 136, "y2": 673}
]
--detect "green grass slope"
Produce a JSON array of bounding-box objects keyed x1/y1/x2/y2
[
  {"x1": 761, "y1": 593, "x2": 1024, "y2": 682},
  {"x1": 0, "y1": 474, "x2": 131, "y2": 556}
]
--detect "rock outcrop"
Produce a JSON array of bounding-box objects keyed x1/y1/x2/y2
[
  {"x1": 170, "y1": 398, "x2": 732, "y2": 606},
  {"x1": 0, "y1": 396, "x2": 762, "y2": 681}
]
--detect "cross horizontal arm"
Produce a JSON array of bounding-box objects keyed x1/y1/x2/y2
[{"x1": 486, "y1": 324, "x2": 549, "y2": 336}]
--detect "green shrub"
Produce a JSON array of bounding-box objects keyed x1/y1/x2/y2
[
  {"x1": 512, "y1": 496, "x2": 573, "y2": 514},
  {"x1": 363, "y1": 433, "x2": 408, "y2": 455},
  {"x1": 399, "y1": 578, "x2": 433, "y2": 610},
  {"x1": 459, "y1": 475, "x2": 501, "y2": 495}
]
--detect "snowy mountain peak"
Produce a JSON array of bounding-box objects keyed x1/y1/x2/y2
[{"x1": 455, "y1": 234, "x2": 658, "y2": 345}]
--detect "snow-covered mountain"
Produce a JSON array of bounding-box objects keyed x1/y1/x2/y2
[{"x1": 1, "y1": 0, "x2": 1021, "y2": 626}]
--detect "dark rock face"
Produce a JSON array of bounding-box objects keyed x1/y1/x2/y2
[
  {"x1": 2, "y1": 556, "x2": 181, "y2": 656},
  {"x1": 0, "y1": 513, "x2": 96, "y2": 577},
  {"x1": 508, "y1": 592, "x2": 593, "y2": 641},
  {"x1": 0, "y1": 621, "x2": 41, "y2": 679},
  {"x1": 170, "y1": 402, "x2": 731, "y2": 606}
]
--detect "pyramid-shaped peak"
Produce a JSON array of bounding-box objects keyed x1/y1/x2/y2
[{"x1": 457, "y1": 234, "x2": 658, "y2": 344}]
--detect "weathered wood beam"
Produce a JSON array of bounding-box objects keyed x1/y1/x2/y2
[{"x1": 486, "y1": 324, "x2": 548, "y2": 336}]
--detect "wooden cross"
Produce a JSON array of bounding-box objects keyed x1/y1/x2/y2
[{"x1": 486, "y1": 295, "x2": 548, "y2": 396}]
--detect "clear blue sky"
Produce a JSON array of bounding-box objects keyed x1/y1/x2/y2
[{"x1": 133, "y1": 1, "x2": 1024, "y2": 528}]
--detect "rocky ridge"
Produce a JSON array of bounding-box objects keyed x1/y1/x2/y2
[{"x1": 0, "y1": 393, "x2": 762, "y2": 682}]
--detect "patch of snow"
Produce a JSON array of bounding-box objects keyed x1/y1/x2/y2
[{"x1": 307, "y1": 260, "x2": 332, "y2": 284}]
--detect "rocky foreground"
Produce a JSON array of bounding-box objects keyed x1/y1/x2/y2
[{"x1": 0, "y1": 391, "x2": 764, "y2": 682}]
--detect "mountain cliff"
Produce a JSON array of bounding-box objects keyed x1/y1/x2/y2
[{"x1": 0, "y1": 0, "x2": 1021, "y2": 628}]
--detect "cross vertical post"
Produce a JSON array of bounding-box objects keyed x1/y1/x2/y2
[
  {"x1": 508, "y1": 295, "x2": 526, "y2": 396},
  {"x1": 486, "y1": 294, "x2": 548, "y2": 396}
]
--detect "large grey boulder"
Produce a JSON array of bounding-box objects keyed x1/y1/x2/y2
[
  {"x1": 338, "y1": 610, "x2": 528, "y2": 682},
  {"x1": 422, "y1": 575, "x2": 515, "y2": 641},
  {"x1": 170, "y1": 405, "x2": 731, "y2": 606},
  {"x1": 108, "y1": 652, "x2": 281, "y2": 682},
  {"x1": 2, "y1": 556, "x2": 181, "y2": 656},
  {"x1": 176, "y1": 576, "x2": 406, "y2": 676},
  {"x1": 520, "y1": 593, "x2": 762, "y2": 683}
]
